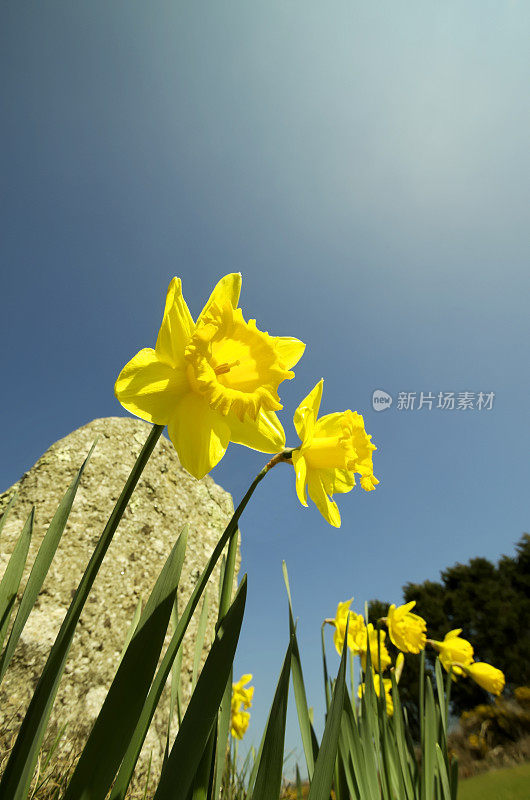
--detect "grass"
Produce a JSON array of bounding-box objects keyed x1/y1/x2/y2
[{"x1": 458, "y1": 761, "x2": 530, "y2": 800}]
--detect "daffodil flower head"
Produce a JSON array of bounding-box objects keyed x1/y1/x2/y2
[
  {"x1": 386, "y1": 601, "x2": 427, "y2": 654},
  {"x1": 231, "y1": 673, "x2": 254, "y2": 710},
  {"x1": 230, "y1": 709, "x2": 250, "y2": 739},
  {"x1": 430, "y1": 629, "x2": 474, "y2": 678},
  {"x1": 464, "y1": 662, "x2": 505, "y2": 696},
  {"x1": 230, "y1": 673, "x2": 254, "y2": 739},
  {"x1": 359, "y1": 623, "x2": 392, "y2": 672},
  {"x1": 358, "y1": 673, "x2": 394, "y2": 716},
  {"x1": 115, "y1": 274, "x2": 305, "y2": 479},
  {"x1": 332, "y1": 599, "x2": 366, "y2": 656},
  {"x1": 291, "y1": 380, "x2": 379, "y2": 527}
]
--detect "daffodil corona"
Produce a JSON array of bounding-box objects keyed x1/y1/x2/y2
[
  {"x1": 291, "y1": 380, "x2": 379, "y2": 527},
  {"x1": 115, "y1": 274, "x2": 305, "y2": 479}
]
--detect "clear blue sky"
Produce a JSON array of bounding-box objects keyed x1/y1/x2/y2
[{"x1": 2, "y1": 0, "x2": 529, "y2": 772}]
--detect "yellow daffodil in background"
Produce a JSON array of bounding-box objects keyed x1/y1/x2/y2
[
  {"x1": 358, "y1": 674, "x2": 394, "y2": 716},
  {"x1": 428, "y1": 629, "x2": 474, "y2": 677},
  {"x1": 359, "y1": 623, "x2": 392, "y2": 672},
  {"x1": 291, "y1": 380, "x2": 378, "y2": 527},
  {"x1": 464, "y1": 662, "x2": 505, "y2": 696},
  {"x1": 230, "y1": 673, "x2": 254, "y2": 739},
  {"x1": 386, "y1": 601, "x2": 427, "y2": 654},
  {"x1": 230, "y1": 709, "x2": 250, "y2": 740},
  {"x1": 231, "y1": 673, "x2": 254, "y2": 710},
  {"x1": 331, "y1": 599, "x2": 366, "y2": 656},
  {"x1": 115, "y1": 274, "x2": 305, "y2": 479}
]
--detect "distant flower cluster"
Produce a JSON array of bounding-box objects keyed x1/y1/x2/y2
[{"x1": 328, "y1": 599, "x2": 505, "y2": 716}]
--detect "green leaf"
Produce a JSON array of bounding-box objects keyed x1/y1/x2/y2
[
  {"x1": 153, "y1": 577, "x2": 247, "y2": 800},
  {"x1": 282, "y1": 562, "x2": 317, "y2": 780},
  {"x1": 307, "y1": 619, "x2": 349, "y2": 800},
  {"x1": 0, "y1": 446, "x2": 94, "y2": 682},
  {"x1": 435, "y1": 743, "x2": 452, "y2": 800},
  {"x1": 118, "y1": 595, "x2": 143, "y2": 666},
  {"x1": 212, "y1": 670, "x2": 232, "y2": 800},
  {"x1": 0, "y1": 424, "x2": 163, "y2": 800},
  {"x1": 0, "y1": 508, "x2": 33, "y2": 654},
  {"x1": 251, "y1": 639, "x2": 292, "y2": 800},
  {"x1": 192, "y1": 589, "x2": 210, "y2": 689},
  {"x1": 422, "y1": 677, "x2": 436, "y2": 800},
  {"x1": 64, "y1": 527, "x2": 187, "y2": 800}
]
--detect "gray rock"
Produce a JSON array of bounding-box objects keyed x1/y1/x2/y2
[{"x1": 0, "y1": 417, "x2": 239, "y2": 791}]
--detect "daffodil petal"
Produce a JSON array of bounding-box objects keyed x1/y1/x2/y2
[
  {"x1": 274, "y1": 337, "x2": 306, "y2": 370},
  {"x1": 307, "y1": 473, "x2": 341, "y2": 528},
  {"x1": 226, "y1": 408, "x2": 286, "y2": 454},
  {"x1": 167, "y1": 392, "x2": 230, "y2": 480},
  {"x1": 292, "y1": 450, "x2": 308, "y2": 507},
  {"x1": 294, "y1": 380, "x2": 323, "y2": 442},
  {"x1": 198, "y1": 273, "x2": 242, "y2": 322},
  {"x1": 155, "y1": 278, "x2": 195, "y2": 368},
  {"x1": 115, "y1": 348, "x2": 188, "y2": 424}
]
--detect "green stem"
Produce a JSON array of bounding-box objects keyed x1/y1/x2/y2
[
  {"x1": 111, "y1": 448, "x2": 292, "y2": 798},
  {"x1": 321, "y1": 622, "x2": 332, "y2": 712}
]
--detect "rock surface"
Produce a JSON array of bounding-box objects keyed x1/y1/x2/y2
[{"x1": 0, "y1": 417, "x2": 238, "y2": 789}]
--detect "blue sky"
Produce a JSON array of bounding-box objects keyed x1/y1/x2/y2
[{"x1": 2, "y1": 0, "x2": 529, "y2": 771}]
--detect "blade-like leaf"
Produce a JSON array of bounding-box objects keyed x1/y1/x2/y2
[
  {"x1": 282, "y1": 561, "x2": 316, "y2": 780},
  {"x1": 251, "y1": 639, "x2": 292, "y2": 800},
  {"x1": 64, "y1": 527, "x2": 187, "y2": 800},
  {"x1": 0, "y1": 425, "x2": 163, "y2": 800},
  {"x1": 118, "y1": 595, "x2": 143, "y2": 666},
  {"x1": 212, "y1": 669, "x2": 233, "y2": 800},
  {"x1": 307, "y1": 619, "x2": 349, "y2": 800},
  {"x1": 153, "y1": 577, "x2": 247, "y2": 800},
  {"x1": 422, "y1": 678, "x2": 436, "y2": 800},
  {"x1": 192, "y1": 590, "x2": 210, "y2": 689},
  {"x1": 0, "y1": 508, "x2": 33, "y2": 653},
  {"x1": 0, "y1": 446, "x2": 94, "y2": 682},
  {"x1": 435, "y1": 743, "x2": 452, "y2": 800}
]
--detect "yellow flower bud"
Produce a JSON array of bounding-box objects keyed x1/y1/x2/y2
[{"x1": 465, "y1": 662, "x2": 505, "y2": 696}]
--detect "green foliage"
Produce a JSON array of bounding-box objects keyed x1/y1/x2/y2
[{"x1": 370, "y1": 534, "x2": 530, "y2": 722}]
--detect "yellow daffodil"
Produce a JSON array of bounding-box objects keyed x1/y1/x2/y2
[
  {"x1": 115, "y1": 274, "x2": 305, "y2": 479},
  {"x1": 230, "y1": 709, "x2": 250, "y2": 739},
  {"x1": 231, "y1": 673, "x2": 254, "y2": 711},
  {"x1": 428, "y1": 629, "x2": 474, "y2": 678},
  {"x1": 464, "y1": 662, "x2": 505, "y2": 696},
  {"x1": 230, "y1": 673, "x2": 254, "y2": 739},
  {"x1": 359, "y1": 623, "x2": 392, "y2": 672},
  {"x1": 331, "y1": 599, "x2": 366, "y2": 656},
  {"x1": 358, "y1": 674, "x2": 394, "y2": 716},
  {"x1": 291, "y1": 380, "x2": 379, "y2": 527},
  {"x1": 386, "y1": 601, "x2": 427, "y2": 654}
]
